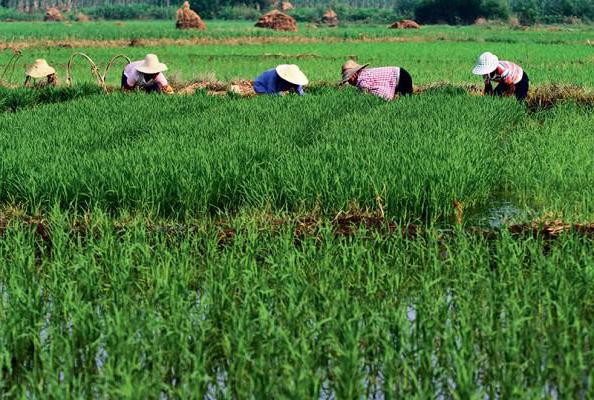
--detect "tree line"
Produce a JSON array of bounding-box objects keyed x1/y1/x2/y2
[{"x1": 1, "y1": 0, "x2": 592, "y2": 23}]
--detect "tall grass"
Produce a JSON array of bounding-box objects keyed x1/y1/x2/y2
[
  {"x1": 2, "y1": 40, "x2": 592, "y2": 87},
  {"x1": 0, "y1": 20, "x2": 593, "y2": 43},
  {"x1": 0, "y1": 90, "x2": 525, "y2": 222},
  {"x1": 1, "y1": 211, "x2": 593, "y2": 397}
]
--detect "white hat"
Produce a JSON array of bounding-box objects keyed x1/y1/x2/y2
[
  {"x1": 276, "y1": 64, "x2": 309, "y2": 86},
  {"x1": 26, "y1": 59, "x2": 56, "y2": 78},
  {"x1": 472, "y1": 52, "x2": 499, "y2": 75},
  {"x1": 136, "y1": 54, "x2": 168, "y2": 74}
]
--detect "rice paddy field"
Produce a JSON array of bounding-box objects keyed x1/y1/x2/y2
[{"x1": 1, "y1": 20, "x2": 594, "y2": 398}]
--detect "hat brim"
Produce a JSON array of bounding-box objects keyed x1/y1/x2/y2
[
  {"x1": 136, "y1": 64, "x2": 168, "y2": 74},
  {"x1": 27, "y1": 66, "x2": 56, "y2": 79},
  {"x1": 472, "y1": 62, "x2": 498, "y2": 76},
  {"x1": 276, "y1": 65, "x2": 309, "y2": 86},
  {"x1": 341, "y1": 63, "x2": 369, "y2": 83}
]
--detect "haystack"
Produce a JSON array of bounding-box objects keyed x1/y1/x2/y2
[
  {"x1": 389, "y1": 19, "x2": 421, "y2": 29},
  {"x1": 474, "y1": 17, "x2": 488, "y2": 25},
  {"x1": 176, "y1": 1, "x2": 206, "y2": 30},
  {"x1": 280, "y1": 1, "x2": 294, "y2": 11},
  {"x1": 322, "y1": 9, "x2": 339, "y2": 26},
  {"x1": 44, "y1": 7, "x2": 64, "y2": 22},
  {"x1": 255, "y1": 10, "x2": 297, "y2": 32},
  {"x1": 75, "y1": 13, "x2": 92, "y2": 22}
]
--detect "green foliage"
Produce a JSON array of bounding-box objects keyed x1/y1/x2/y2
[
  {"x1": 415, "y1": 0, "x2": 510, "y2": 24},
  {"x1": 2, "y1": 214, "x2": 594, "y2": 397},
  {"x1": 0, "y1": 23, "x2": 593, "y2": 397},
  {"x1": 0, "y1": 91, "x2": 519, "y2": 221},
  {"x1": 0, "y1": 84, "x2": 102, "y2": 112},
  {"x1": 0, "y1": 0, "x2": 593, "y2": 24},
  {"x1": 82, "y1": 4, "x2": 176, "y2": 20}
]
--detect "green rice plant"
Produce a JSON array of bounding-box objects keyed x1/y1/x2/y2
[
  {"x1": 1, "y1": 210, "x2": 594, "y2": 397},
  {"x1": 0, "y1": 20, "x2": 593, "y2": 44},
  {"x1": 2, "y1": 39, "x2": 592, "y2": 88},
  {"x1": 504, "y1": 102, "x2": 594, "y2": 220},
  {"x1": 0, "y1": 90, "x2": 524, "y2": 222},
  {"x1": 0, "y1": 84, "x2": 102, "y2": 112}
]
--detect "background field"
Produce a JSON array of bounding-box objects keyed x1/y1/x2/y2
[
  {"x1": 1, "y1": 21, "x2": 594, "y2": 398},
  {"x1": 1, "y1": 22, "x2": 593, "y2": 85}
]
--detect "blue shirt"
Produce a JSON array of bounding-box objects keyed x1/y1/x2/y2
[{"x1": 253, "y1": 69, "x2": 304, "y2": 96}]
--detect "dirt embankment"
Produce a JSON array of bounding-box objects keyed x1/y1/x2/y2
[
  {"x1": 3, "y1": 206, "x2": 594, "y2": 255},
  {"x1": 0, "y1": 35, "x2": 445, "y2": 51}
]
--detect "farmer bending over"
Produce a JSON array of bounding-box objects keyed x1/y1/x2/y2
[
  {"x1": 121, "y1": 54, "x2": 173, "y2": 94},
  {"x1": 341, "y1": 60, "x2": 413, "y2": 100},
  {"x1": 253, "y1": 65, "x2": 309, "y2": 96},
  {"x1": 472, "y1": 52, "x2": 529, "y2": 101},
  {"x1": 24, "y1": 59, "x2": 58, "y2": 88}
]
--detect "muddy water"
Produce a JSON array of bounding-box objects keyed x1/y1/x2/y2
[{"x1": 467, "y1": 197, "x2": 526, "y2": 228}]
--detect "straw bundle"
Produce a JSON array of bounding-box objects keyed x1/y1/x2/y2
[
  {"x1": 176, "y1": 1, "x2": 206, "y2": 30},
  {"x1": 255, "y1": 10, "x2": 297, "y2": 32}
]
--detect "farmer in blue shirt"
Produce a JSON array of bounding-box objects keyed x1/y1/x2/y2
[{"x1": 253, "y1": 64, "x2": 309, "y2": 96}]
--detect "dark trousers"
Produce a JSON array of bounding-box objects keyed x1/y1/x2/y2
[
  {"x1": 396, "y1": 68, "x2": 414, "y2": 96},
  {"x1": 494, "y1": 72, "x2": 529, "y2": 101}
]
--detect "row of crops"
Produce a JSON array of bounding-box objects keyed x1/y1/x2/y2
[
  {"x1": 2, "y1": 208, "x2": 594, "y2": 398},
  {"x1": 1, "y1": 95, "x2": 593, "y2": 396},
  {"x1": 2, "y1": 20, "x2": 593, "y2": 42},
  {"x1": 0, "y1": 89, "x2": 593, "y2": 221},
  {"x1": 3, "y1": 40, "x2": 593, "y2": 89}
]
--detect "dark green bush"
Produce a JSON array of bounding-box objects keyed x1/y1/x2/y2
[{"x1": 82, "y1": 4, "x2": 176, "y2": 20}]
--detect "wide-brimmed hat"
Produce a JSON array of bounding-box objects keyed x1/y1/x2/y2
[
  {"x1": 341, "y1": 59, "x2": 369, "y2": 83},
  {"x1": 26, "y1": 59, "x2": 56, "y2": 79},
  {"x1": 472, "y1": 52, "x2": 499, "y2": 75},
  {"x1": 136, "y1": 54, "x2": 168, "y2": 74},
  {"x1": 276, "y1": 64, "x2": 309, "y2": 86}
]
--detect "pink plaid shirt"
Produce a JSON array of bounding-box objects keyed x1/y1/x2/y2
[
  {"x1": 356, "y1": 67, "x2": 401, "y2": 101},
  {"x1": 484, "y1": 61, "x2": 523, "y2": 85}
]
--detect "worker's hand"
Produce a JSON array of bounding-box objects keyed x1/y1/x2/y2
[
  {"x1": 163, "y1": 85, "x2": 174, "y2": 94},
  {"x1": 484, "y1": 82, "x2": 494, "y2": 96}
]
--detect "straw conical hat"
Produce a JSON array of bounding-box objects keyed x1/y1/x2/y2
[
  {"x1": 276, "y1": 64, "x2": 309, "y2": 86},
  {"x1": 26, "y1": 59, "x2": 56, "y2": 79},
  {"x1": 341, "y1": 59, "x2": 369, "y2": 83},
  {"x1": 136, "y1": 54, "x2": 168, "y2": 74}
]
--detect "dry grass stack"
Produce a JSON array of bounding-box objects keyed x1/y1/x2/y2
[
  {"x1": 75, "y1": 13, "x2": 92, "y2": 22},
  {"x1": 280, "y1": 1, "x2": 294, "y2": 11},
  {"x1": 176, "y1": 1, "x2": 206, "y2": 30},
  {"x1": 255, "y1": 10, "x2": 297, "y2": 32},
  {"x1": 44, "y1": 7, "x2": 64, "y2": 22},
  {"x1": 322, "y1": 9, "x2": 339, "y2": 27},
  {"x1": 389, "y1": 19, "x2": 421, "y2": 29}
]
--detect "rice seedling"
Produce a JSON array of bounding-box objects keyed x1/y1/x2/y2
[
  {"x1": 0, "y1": 90, "x2": 526, "y2": 222},
  {"x1": 1, "y1": 209, "x2": 594, "y2": 397},
  {"x1": 1, "y1": 22, "x2": 593, "y2": 398},
  {"x1": 2, "y1": 39, "x2": 593, "y2": 87}
]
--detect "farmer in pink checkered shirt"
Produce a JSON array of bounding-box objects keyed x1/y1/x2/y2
[{"x1": 341, "y1": 60, "x2": 413, "y2": 101}]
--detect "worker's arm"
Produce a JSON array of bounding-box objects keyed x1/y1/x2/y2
[
  {"x1": 121, "y1": 75, "x2": 135, "y2": 91},
  {"x1": 484, "y1": 80, "x2": 494, "y2": 95},
  {"x1": 23, "y1": 76, "x2": 31, "y2": 88}
]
